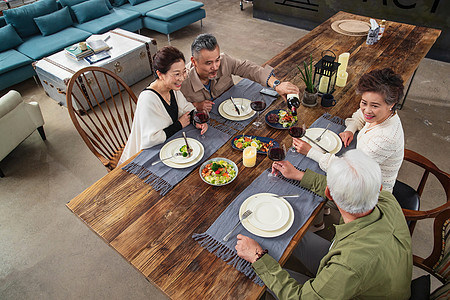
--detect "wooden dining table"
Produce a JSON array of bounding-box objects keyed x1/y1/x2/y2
[{"x1": 67, "y1": 11, "x2": 440, "y2": 300}]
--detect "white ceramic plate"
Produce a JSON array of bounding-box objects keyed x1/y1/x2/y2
[
  {"x1": 222, "y1": 98, "x2": 252, "y2": 117},
  {"x1": 302, "y1": 128, "x2": 342, "y2": 154},
  {"x1": 240, "y1": 193, "x2": 294, "y2": 238},
  {"x1": 245, "y1": 194, "x2": 290, "y2": 231},
  {"x1": 160, "y1": 138, "x2": 201, "y2": 164},
  {"x1": 218, "y1": 100, "x2": 255, "y2": 121},
  {"x1": 159, "y1": 138, "x2": 204, "y2": 168}
]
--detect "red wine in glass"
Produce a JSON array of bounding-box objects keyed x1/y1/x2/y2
[
  {"x1": 250, "y1": 100, "x2": 266, "y2": 129},
  {"x1": 194, "y1": 110, "x2": 209, "y2": 124},
  {"x1": 250, "y1": 100, "x2": 266, "y2": 112},
  {"x1": 289, "y1": 126, "x2": 305, "y2": 138},
  {"x1": 268, "y1": 147, "x2": 286, "y2": 161}
]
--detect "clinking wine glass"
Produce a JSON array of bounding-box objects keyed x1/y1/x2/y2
[
  {"x1": 267, "y1": 142, "x2": 286, "y2": 178},
  {"x1": 288, "y1": 124, "x2": 306, "y2": 153},
  {"x1": 250, "y1": 99, "x2": 266, "y2": 129},
  {"x1": 193, "y1": 109, "x2": 209, "y2": 139}
]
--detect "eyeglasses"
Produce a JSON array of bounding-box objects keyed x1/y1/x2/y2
[{"x1": 170, "y1": 70, "x2": 187, "y2": 80}]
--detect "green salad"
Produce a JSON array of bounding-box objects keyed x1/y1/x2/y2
[
  {"x1": 201, "y1": 160, "x2": 237, "y2": 185},
  {"x1": 278, "y1": 110, "x2": 297, "y2": 128},
  {"x1": 233, "y1": 136, "x2": 270, "y2": 152}
]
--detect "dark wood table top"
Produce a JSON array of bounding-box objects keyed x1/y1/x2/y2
[{"x1": 67, "y1": 11, "x2": 440, "y2": 300}]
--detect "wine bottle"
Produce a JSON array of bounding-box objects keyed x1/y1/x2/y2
[{"x1": 287, "y1": 94, "x2": 300, "y2": 116}]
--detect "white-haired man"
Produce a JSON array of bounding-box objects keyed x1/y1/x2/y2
[
  {"x1": 181, "y1": 33, "x2": 299, "y2": 111},
  {"x1": 236, "y1": 150, "x2": 412, "y2": 299}
]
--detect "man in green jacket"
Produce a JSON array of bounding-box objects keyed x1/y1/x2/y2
[{"x1": 235, "y1": 150, "x2": 412, "y2": 299}]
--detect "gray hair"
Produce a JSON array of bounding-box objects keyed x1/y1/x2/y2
[
  {"x1": 191, "y1": 33, "x2": 218, "y2": 58},
  {"x1": 327, "y1": 150, "x2": 381, "y2": 214}
]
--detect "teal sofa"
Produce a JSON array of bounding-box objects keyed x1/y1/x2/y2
[{"x1": 0, "y1": 0, "x2": 205, "y2": 91}]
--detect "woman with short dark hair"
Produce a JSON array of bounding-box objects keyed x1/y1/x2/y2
[
  {"x1": 294, "y1": 68, "x2": 404, "y2": 192},
  {"x1": 119, "y1": 46, "x2": 207, "y2": 165}
]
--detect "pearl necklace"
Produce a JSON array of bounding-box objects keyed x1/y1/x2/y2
[{"x1": 365, "y1": 112, "x2": 396, "y2": 133}]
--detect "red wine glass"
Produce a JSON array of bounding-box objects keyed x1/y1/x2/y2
[
  {"x1": 288, "y1": 124, "x2": 306, "y2": 153},
  {"x1": 193, "y1": 109, "x2": 209, "y2": 139},
  {"x1": 267, "y1": 143, "x2": 286, "y2": 177},
  {"x1": 250, "y1": 99, "x2": 266, "y2": 129}
]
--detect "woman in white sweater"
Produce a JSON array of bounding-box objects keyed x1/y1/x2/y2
[
  {"x1": 119, "y1": 46, "x2": 207, "y2": 165},
  {"x1": 294, "y1": 68, "x2": 405, "y2": 193}
]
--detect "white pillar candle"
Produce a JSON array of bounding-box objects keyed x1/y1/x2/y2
[
  {"x1": 337, "y1": 52, "x2": 350, "y2": 74},
  {"x1": 243, "y1": 146, "x2": 257, "y2": 167},
  {"x1": 318, "y1": 76, "x2": 329, "y2": 93},
  {"x1": 336, "y1": 71, "x2": 348, "y2": 87}
]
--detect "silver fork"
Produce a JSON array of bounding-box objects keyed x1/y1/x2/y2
[
  {"x1": 151, "y1": 153, "x2": 184, "y2": 166},
  {"x1": 316, "y1": 124, "x2": 331, "y2": 142},
  {"x1": 223, "y1": 210, "x2": 253, "y2": 242}
]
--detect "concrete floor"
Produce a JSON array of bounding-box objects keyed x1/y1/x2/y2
[{"x1": 1, "y1": 0, "x2": 449, "y2": 299}]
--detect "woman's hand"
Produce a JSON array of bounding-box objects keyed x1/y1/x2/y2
[
  {"x1": 179, "y1": 112, "x2": 191, "y2": 128},
  {"x1": 196, "y1": 122, "x2": 208, "y2": 135},
  {"x1": 339, "y1": 131, "x2": 354, "y2": 147},
  {"x1": 292, "y1": 138, "x2": 312, "y2": 155},
  {"x1": 235, "y1": 234, "x2": 263, "y2": 263},
  {"x1": 272, "y1": 160, "x2": 304, "y2": 181}
]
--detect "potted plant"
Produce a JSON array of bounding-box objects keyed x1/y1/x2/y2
[{"x1": 297, "y1": 55, "x2": 318, "y2": 107}]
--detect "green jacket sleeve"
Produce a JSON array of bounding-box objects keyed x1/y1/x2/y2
[
  {"x1": 299, "y1": 169, "x2": 327, "y2": 199},
  {"x1": 253, "y1": 254, "x2": 362, "y2": 299}
]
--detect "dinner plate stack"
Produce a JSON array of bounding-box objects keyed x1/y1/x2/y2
[
  {"x1": 240, "y1": 193, "x2": 295, "y2": 238},
  {"x1": 218, "y1": 98, "x2": 256, "y2": 121},
  {"x1": 159, "y1": 138, "x2": 205, "y2": 168},
  {"x1": 301, "y1": 128, "x2": 343, "y2": 154}
]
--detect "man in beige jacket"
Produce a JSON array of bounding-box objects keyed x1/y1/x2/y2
[{"x1": 181, "y1": 33, "x2": 299, "y2": 111}]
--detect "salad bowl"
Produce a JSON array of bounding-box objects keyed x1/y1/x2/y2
[{"x1": 199, "y1": 157, "x2": 238, "y2": 186}]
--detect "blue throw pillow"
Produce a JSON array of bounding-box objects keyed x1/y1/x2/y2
[
  {"x1": 3, "y1": 0, "x2": 58, "y2": 38},
  {"x1": 59, "y1": 0, "x2": 112, "y2": 10},
  {"x1": 71, "y1": 0, "x2": 110, "y2": 24},
  {"x1": 34, "y1": 7, "x2": 73, "y2": 36},
  {"x1": 0, "y1": 24, "x2": 23, "y2": 52},
  {"x1": 128, "y1": 0, "x2": 146, "y2": 6}
]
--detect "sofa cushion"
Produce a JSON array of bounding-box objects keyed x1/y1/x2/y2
[
  {"x1": 119, "y1": 0, "x2": 178, "y2": 16},
  {"x1": 0, "y1": 16, "x2": 6, "y2": 27},
  {"x1": 128, "y1": 0, "x2": 146, "y2": 5},
  {"x1": 73, "y1": 8, "x2": 140, "y2": 34},
  {"x1": 59, "y1": 0, "x2": 112, "y2": 21},
  {"x1": 17, "y1": 27, "x2": 91, "y2": 60},
  {"x1": 111, "y1": 0, "x2": 128, "y2": 6},
  {"x1": 0, "y1": 49, "x2": 33, "y2": 75},
  {"x1": 34, "y1": 7, "x2": 73, "y2": 36},
  {"x1": 0, "y1": 24, "x2": 23, "y2": 52},
  {"x1": 3, "y1": 0, "x2": 58, "y2": 38},
  {"x1": 145, "y1": 0, "x2": 203, "y2": 21},
  {"x1": 143, "y1": 6, "x2": 204, "y2": 35},
  {"x1": 71, "y1": 0, "x2": 111, "y2": 23}
]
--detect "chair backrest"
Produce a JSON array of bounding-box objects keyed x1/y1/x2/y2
[
  {"x1": 66, "y1": 66, "x2": 138, "y2": 171},
  {"x1": 403, "y1": 149, "x2": 450, "y2": 201},
  {"x1": 412, "y1": 209, "x2": 450, "y2": 284},
  {"x1": 400, "y1": 149, "x2": 450, "y2": 234}
]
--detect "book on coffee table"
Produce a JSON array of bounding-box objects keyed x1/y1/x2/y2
[
  {"x1": 65, "y1": 44, "x2": 93, "y2": 60},
  {"x1": 84, "y1": 51, "x2": 111, "y2": 64},
  {"x1": 87, "y1": 39, "x2": 111, "y2": 54}
]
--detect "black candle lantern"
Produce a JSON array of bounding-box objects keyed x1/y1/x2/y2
[{"x1": 313, "y1": 50, "x2": 340, "y2": 94}]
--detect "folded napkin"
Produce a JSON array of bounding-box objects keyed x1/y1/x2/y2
[
  {"x1": 122, "y1": 125, "x2": 232, "y2": 196},
  {"x1": 210, "y1": 78, "x2": 278, "y2": 131}
]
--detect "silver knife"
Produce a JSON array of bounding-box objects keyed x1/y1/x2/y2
[
  {"x1": 182, "y1": 132, "x2": 192, "y2": 157},
  {"x1": 303, "y1": 135, "x2": 330, "y2": 153},
  {"x1": 230, "y1": 97, "x2": 240, "y2": 115}
]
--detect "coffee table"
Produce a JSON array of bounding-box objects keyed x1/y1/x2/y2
[{"x1": 34, "y1": 28, "x2": 157, "y2": 109}]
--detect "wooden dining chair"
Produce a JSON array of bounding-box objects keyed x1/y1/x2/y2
[
  {"x1": 406, "y1": 209, "x2": 450, "y2": 299},
  {"x1": 394, "y1": 149, "x2": 450, "y2": 235},
  {"x1": 66, "y1": 66, "x2": 138, "y2": 171}
]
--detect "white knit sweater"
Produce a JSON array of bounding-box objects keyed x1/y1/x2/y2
[
  {"x1": 307, "y1": 109, "x2": 404, "y2": 192},
  {"x1": 118, "y1": 89, "x2": 194, "y2": 165}
]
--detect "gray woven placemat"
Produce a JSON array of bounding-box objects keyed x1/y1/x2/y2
[{"x1": 122, "y1": 125, "x2": 232, "y2": 196}]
